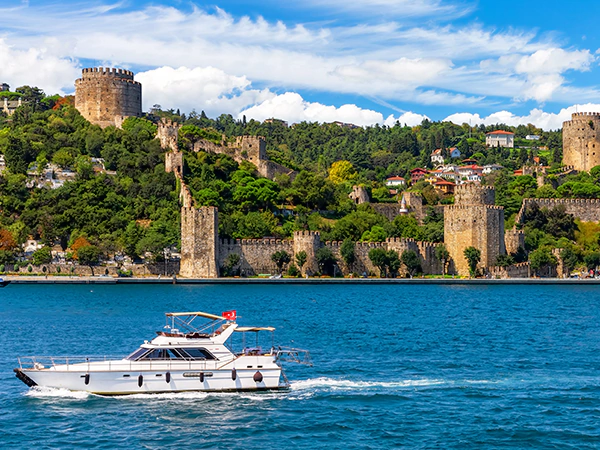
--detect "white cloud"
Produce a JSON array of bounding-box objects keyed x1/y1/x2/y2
[
  {"x1": 135, "y1": 66, "x2": 273, "y2": 116},
  {"x1": 332, "y1": 57, "x2": 452, "y2": 92},
  {"x1": 515, "y1": 48, "x2": 594, "y2": 75},
  {"x1": 0, "y1": 38, "x2": 79, "y2": 95},
  {"x1": 384, "y1": 112, "x2": 430, "y2": 127},
  {"x1": 0, "y1": 2, "x2": 596, "y2": 109},
  {"x1": 443, "y1": 104, "x2": 600, "y2": 130},
  {"x1": 238, "y1": 92, "x2": 385, "y2": 126}
]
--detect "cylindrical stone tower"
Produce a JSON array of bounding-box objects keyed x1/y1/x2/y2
[
  {"x1": 562, "y1": 112, "x2": 600, "y2": 172},
  {"x1": 75, "y1": 67, "x2": 142, "y2": 128}
]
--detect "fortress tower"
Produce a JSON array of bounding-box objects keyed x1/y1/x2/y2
[
  {"x1": 444, "y1": 185, "x2": 506, "y2": 276},
  {"x1": 562, "y1": 112, "x2": 600, "y2": 172},
  {"x1": 179, "y1": 206, "x2": 219, "y2": 278},
  {"x1": 75, "y1": 67, "x2": 142, "y2": 128}
]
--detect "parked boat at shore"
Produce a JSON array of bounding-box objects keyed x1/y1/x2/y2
[
  {"x1": 15, "y1": 311, "x2": 310, "y2": 395},
  {"x1": 0, "y1": 277, "x2": 10, "y2": 287}
]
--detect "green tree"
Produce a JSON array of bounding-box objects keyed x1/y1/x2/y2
[
  {"x1": 529, "y1": 247, "x2": 558, "y2": 277},
  {"x1": 295, "y1": 250, "x2": 307, "y2": 272},
  {"x1": 400, "y1": 250, "x2": 420, "y2": 278},
  {"x1": 495, "y1": 254, "x2": 515, "y2": 268},
  {"x1": 368, "y1": 248, "x2": 388, "y2": 278},
  {"x1": 271, "y1": 250, "x2": 291, "y2": 273},
  {"x1": 77, "y1": 245, "x2": 101, "y2": 276},
  {"x1": 463, "y1": 246, "x2": 481, "y2": 277},
  {"x1": 435, "y1": 244, "x2": 450, "y2": 276},
  {"x1": 32, "y1": 246, "x2": 52, "y2": 265},
  {"x1": 328, "y1": 160, "x2": 356, "y2": 184},
  {"x1": 316, "y1": 247, "x2": 337, "y2": 276},
  {"x1": 584, "y1": 251, "x2": 600, "y2": 270},
  {"x1": 340, "y1": 239, "x2": 356, "y2": 269}
]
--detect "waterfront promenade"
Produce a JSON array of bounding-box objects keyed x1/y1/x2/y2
[{"x1": 3, "y1": 275, "x2": 600, "y2": 285}]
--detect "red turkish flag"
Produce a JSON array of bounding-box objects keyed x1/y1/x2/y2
[{"x1": 223, "y1": 310, "x2": 236, "y2": 321}]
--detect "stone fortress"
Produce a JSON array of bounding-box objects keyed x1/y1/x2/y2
[
  {"x1": 159, "y1": 109, "x2": 600, "y2": 278},
  {"x1": 160, "y1": 119, "x2": 443, "y2": 277},
  {"x1": 562, "y1": 112, "x2": 600, "y2": 172},
  {"x1": 75, "y1": 67, "x2": 142, "y2": 128},
  {"x1": 67, "y1": 66, "x2": 600, "y2": 278}
]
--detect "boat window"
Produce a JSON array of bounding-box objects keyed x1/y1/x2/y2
[
  {"x1": 126, "y1": 347, "x2": 149, "y2": 361},
  {"x1": 141, "y1": 349, "x2": 171, "y2": 360},
  {"x1": 167, "y1": 349, "x2": 188, "y2": 359},
  {"x1": 178, "y1": 348, "x2": 216, "y2": 360}
]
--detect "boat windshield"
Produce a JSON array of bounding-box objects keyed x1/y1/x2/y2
[
  {"x1": 126, "y1": 347, "x2": 216, "y2": 361},
  {"x1": 126, "y1": 347, "x2": 147, "y2": 360}
]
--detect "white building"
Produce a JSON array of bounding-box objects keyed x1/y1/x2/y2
[
  {"x1": 525, "y1": 135, "x2": 540, "y2": 140},
  {"x1": 486, "y1": 130, "x2": 514, "y2": 148},
  {"x1": 482, "y1": 164, "x2": 504, "y2": 174},
  {"x1": 431, "y1": 148, "x2": 444, "y2": 165},
  {"x1": 385, "y1": 176, "x2": 406, "y2": 187}
]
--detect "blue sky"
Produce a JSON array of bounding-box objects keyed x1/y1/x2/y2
[{"x1": 1, "y1": 0, "x2": 599, "y2": 129}]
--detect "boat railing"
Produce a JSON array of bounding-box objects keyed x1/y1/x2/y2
[
  {"x1": 275, "y1": 347, "x2": 312, "y2": 366},
  {"x1": 16, "y1": 356, "x2": 214, "y2": 372}
]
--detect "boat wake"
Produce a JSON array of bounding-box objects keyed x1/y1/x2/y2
[
  {"x1": 25, "y1": 386, "x2": 91, "y2": 400},
  {"x1": 291, "y1": 377, "x2": 445, "y2": 391},
  {"x1": 22, "y1": 378, "x2": 500, "y2": 402}
]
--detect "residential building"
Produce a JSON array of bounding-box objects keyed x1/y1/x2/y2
[
  {"x1": 486, "y1": 130, "x2": 515, "y2": 148},
  {"x1": 449, "y1": 147, "x2": 461, "y2": 158},
  {"x1": 431, "y1": 148, "x2": 444, "y2": 165},
  {"x1": 434, "y1": 178, "x2": 456, "y2": 194},
  {"x1": 482, "y1": 164, "x2": 504, "y2": 174},
  {"x1": 410, "y1": 168, "x2": 428, "y2": 184},
  {"x1": 385, "y1": 176, "x2": 406, "y2": 187},
  {"x1": 2, "y1": 97, "x2": 22, "y2": 116},
  {"x1": 264, "y1": 118, "x2": 288, "y2": 127}
]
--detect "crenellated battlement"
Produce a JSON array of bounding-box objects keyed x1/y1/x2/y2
[
  {"x1": 566, "y1": 112, "x2": 600, "y2": 122},
  {"x1": 294, "y1": 230, "x2": 320, "y2": 237}
]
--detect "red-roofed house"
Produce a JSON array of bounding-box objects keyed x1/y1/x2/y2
[
  {"x1": 486, "y1": 130, "x2": 514, "y2": 148},
  {"x1": 434, "y1": 178, "x2": 456, "y2": 194},
  {"x1": 385, "y1": 176, "x2": 406, "y2": 187},
  {"x1": 410, "y1": 168, "x2": 428, "y2": 184}
]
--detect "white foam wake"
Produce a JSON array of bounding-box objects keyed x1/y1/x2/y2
[
  {"x1": 290, "y1": 377, "x2": 446, "y2": 391},
  {"x1": 25, "y1": 386, "x2": 91, "y2": 399}
]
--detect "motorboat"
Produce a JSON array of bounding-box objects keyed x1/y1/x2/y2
[
  {"x1": 0, "y1": 277, "x2": 10, "y2": 287},
  {"x1": 15, "y1": 311, "x2": 310, "y2": 395}
]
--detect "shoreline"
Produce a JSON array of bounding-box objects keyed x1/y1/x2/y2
[{"x1": 3, "y1": 275, "x2": 600, "y2": 285}]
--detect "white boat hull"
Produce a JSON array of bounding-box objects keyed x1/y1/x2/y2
[{"x1": 16, "y1": 358, "x2": 284, "y2": 395}]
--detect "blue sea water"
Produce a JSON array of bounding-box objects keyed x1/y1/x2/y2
[{"x1": 1, "y1": 283, "x2": 600, "y2": 449}]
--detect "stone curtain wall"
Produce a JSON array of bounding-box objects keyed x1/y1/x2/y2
[
  {"x1": 562, "y1": 112, "x2": 600, "y2": 172},
  {"x1": 5, "y1": 261, "x2": 181, "y2": 277},
  {"x1": 487, "y1": 262, "x2": 530, "y2": 279},
  {"x1": 75, "y1": 67, "x2": 142, "y2": 129},
  {"x1": 219, "y1": 238, "x2": 295, "y2": 276},
  {"x1": 515, "y1": 198, "x2": 600, "y2": 224}
]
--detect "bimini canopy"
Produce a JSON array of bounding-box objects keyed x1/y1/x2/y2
[
  {"x1": 234, "y1": 327, "x2": 275, "y2": 332},
  {"x1": 166, "y1": 312, "x2": 225, "y2": 321}
]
